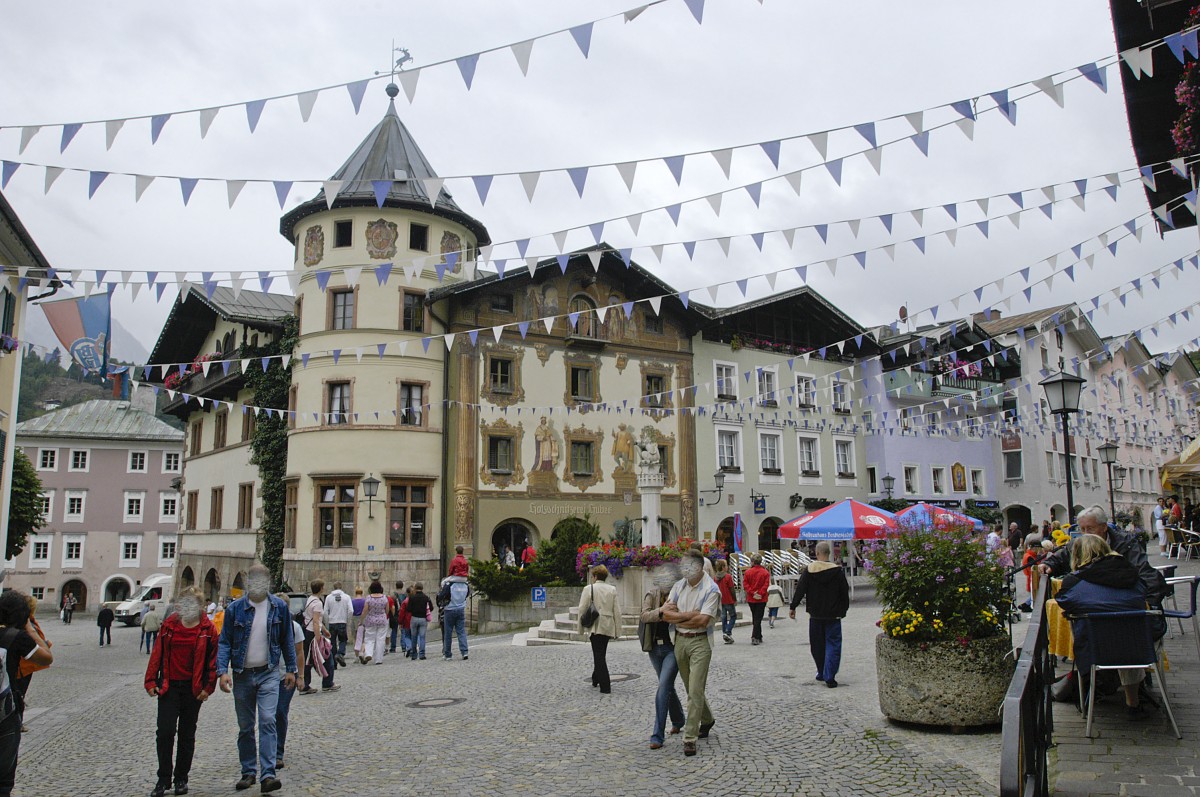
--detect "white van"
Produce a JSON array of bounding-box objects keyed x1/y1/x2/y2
[{"x1": 111, "y1": 573, "x2": 172, "y2": 626}]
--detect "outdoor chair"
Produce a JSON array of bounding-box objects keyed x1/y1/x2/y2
[
  {"x1": 1165, "y1": 526, "x2": 1185, "y2": 559},
  {"x1": 1179, "y1": 529, "x2": 1200, "y2": 562},
  {"x1": 1154, "y1": 564, "x2": 1186, "y2": 636},
  {"x1": 1070, "y1": 610, "x2": 1181, "y2": 739},
  {"x1": 1164, "y1": 575, "x2": 1200, "y2": 661}
]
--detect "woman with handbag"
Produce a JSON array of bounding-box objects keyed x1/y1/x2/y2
[
  {"x1": 639, "y1": 583, "x2": 685, "y2": 749},
  {"x1": 576, "y1": 565, "x2": 621, "y2": 693}
]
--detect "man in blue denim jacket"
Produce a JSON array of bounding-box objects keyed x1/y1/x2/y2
[{"x1": 217, "y1": 564, "x2": 297, "y2": 794}]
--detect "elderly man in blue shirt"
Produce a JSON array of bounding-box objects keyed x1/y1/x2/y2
[{"x1": 216, "y1": 563, "x2": 297, "y2": 794}]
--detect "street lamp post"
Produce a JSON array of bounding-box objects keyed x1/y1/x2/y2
[
  {"x1": 1040, "y1": 370, "x2": 1086, "y2": 526},
  {"x1": 882, "y1": 473, "x2": 896, "y2": 500},
  {"x1": 1098, "y1": 440, "x2": 1119, "y2": 522}
]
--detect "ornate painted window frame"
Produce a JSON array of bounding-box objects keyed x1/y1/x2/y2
[
  {"x1": 479, "y1": 418, "x2": 525, "y2": 490},
  {"x1": 563, "y1": 351, "x2": 602, "y2": 410},
  {"x1": 639, "y1": 359, "x2": 674, "y2": 419},
  {"x1": 562, "y1": 424, "x2": 604, "y2": 492},
  {"x1": 481, "y1": 343, "x2": 525, "y2": 408}
]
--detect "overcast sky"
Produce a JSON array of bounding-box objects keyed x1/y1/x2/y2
[{"x1": 2, "y1": 0, "x2": 1199, "y2": 365}]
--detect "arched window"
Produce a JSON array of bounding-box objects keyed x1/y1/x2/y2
[{"x1": 568, "y1": 295, "x2": 598, "y2": 338}]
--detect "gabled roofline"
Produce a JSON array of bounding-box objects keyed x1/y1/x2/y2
[{"x1": 148, "y1": 285, "x2": 292, "y2": 366}]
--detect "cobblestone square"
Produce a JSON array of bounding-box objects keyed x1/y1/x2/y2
[{"x1": 17, "y1": 592, "x2": 998, "y2": 797}]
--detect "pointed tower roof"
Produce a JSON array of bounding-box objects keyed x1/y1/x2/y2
[{"x1": 280, "y1": 98, "x2": 490, "y2": 245}]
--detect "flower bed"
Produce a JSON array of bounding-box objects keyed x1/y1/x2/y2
[{"x1": 575, "y1": 537, "x2": 725, "y2": 580}]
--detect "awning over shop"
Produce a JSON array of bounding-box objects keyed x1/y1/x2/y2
[{"x1": 1161, "y1": 436, "x2": 1200, "y2": 490}]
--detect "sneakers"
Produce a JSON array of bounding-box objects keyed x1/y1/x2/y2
[
  {"x1": 151, "y1": 782, "x2": 169, "y2": 797},
  {"x1": 683, "y1": 741, "x2": 697, "y2": 757},
  {"x1": 234, "y1": 774, "x2": 256, "y2": 791},
  {"x1": 462, "y1": 654, "x2": 468, "y2": 661},
  {"x1": 443, "y1": 655, "x2": 452, "y2": 661},
  {"x1": 722, "y1": 634, "x2": 733, "y2": 645},
  {"x1": 173, "y1": 781, "x2": 188, "y2": 795},
  {"x1": 322, "y1": 684, "x2": 340, "y2": 693},
  {"x1": 362, "y1": 655, "x2": 372, "y2": 665},
  {"x1": 260, "y1": 777, "x2": 282, "y2": 793},
  {"x1": 826, "y1": 679, "x2": 839, "y2": 689},
  {"x1": 335, "y1": 655, "x2": 346, "y2": 668},
  {"x1": 297, "y1": 687, "x2": 317, "y2": 696},
  {"x1": 751, "y1": 638, "x2": 761, "y2": 646},
  {"x1": 769, "y1": 620, "x2": 775, "y2": 629}
]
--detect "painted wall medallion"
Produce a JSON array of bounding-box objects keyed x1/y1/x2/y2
[
  {"x1": 440, "y1": 231, "x2": 463, "y2": 273},
  {"x1": 303, "y1": 225, "x2": 325, "y2": 267},
  {"x1": 365, "y1": 219, "x2": 399, "y2": 259}
]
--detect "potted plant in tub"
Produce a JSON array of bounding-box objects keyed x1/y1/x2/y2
[{"x1": 865, "y1": 519, "x2": 1015, "y2": 728}]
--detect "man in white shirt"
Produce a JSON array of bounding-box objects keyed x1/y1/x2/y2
[
  {"x1": 323, "y1": 582, "x2": 352, "y2": 668},
  {"x1": 661, "y1": 550, "x2": 720, "y2": 757}
]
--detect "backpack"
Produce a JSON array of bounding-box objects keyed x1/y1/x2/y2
[
  {"x1": 297, "y1": 596, "x2": 320, "y2": 630},
  {"x1": 0, "y1": 627, "x2": 23, "y2": 724}
]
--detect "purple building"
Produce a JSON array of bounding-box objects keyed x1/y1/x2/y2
[{"x1": 863, "y1": 319, "x2": 1020, "y2": 518}]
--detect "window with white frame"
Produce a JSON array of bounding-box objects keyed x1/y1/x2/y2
[
  {"x1": 931, "y1": 466, "x2": 946, "y2": 494},
  {"x1": 832, "y1": 380, "x2": 850, "y2": 413},
  {"x1": 866, "y1": 466, "x2": 878, "y2": 494},
  {"x1": 796, "y1": 375, "x2": 816, "y2": 407},
  {"x1": 158, "y1": 535, "x2": 178, "y2": 567},
  {"x1": 37, "y1": 492, "x2": 53, "y2": 522},
  {"x1": 119, "y1": 535, "x2": 142, "y2": 567},
  {"x1": 1045, "y1": 452, "x2": 1057, "y2": 481},
  {"x1": 835, "y1": 440, "x2": 854, "y2": 477},
  {"x1": 1003, "y1": 451, "x2": 1022, "y2": 480},
  {"x1": 30, "y1": 539, "x2": 50, "y2": 566},
  {"x1": 900, "y1": 407, "x2": 913, "y2": 432},
  {"x1": 903, "y1": 465, "x2": 919, "y2": 495},
  {"x1": 124, "y1": 491, "x2": 145, "y2": 523},
  {"x1": 797, "y1": 435, "x2": 819, "y2": 475},
  {"x1": 128, "y1": 451, "x2": 147, "y2": 472},
  {"x1": 970, "y1": 468, "x2": 985, "y2": 496},
  {"x1": 717, "y1": 428, "x2": 741, "y2": 472},
  {"x1": 69, "y1": 449, "x2": 89, "y2": 472},
  {"x1": 715, "y1": 362, "x2": 737, "y2": 400},
  {"x1": 64, "y1": 490, "x2": 86, "y2": 522},
  {"x1": 37, "y1": 449, "x2": 57, "y2": 471},
  {"x1": 159, "y1": 493, "x2": 179, "y2": 523},
  {"x1": 62, "y1": 536, "x2": 83, "y2": 567},
  {"x1": 163, "y1": 452, "x2": 181, "y2": 473},
  {"x1": 757, "y1": 367, "x2": 778, "y2": 405},
  {"x1": 759, "y1": 432, "x2": 781, "y2": 474}
]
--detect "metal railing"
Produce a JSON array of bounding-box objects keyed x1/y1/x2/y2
[{"x1": 1000, "y1": 575, "x2": 1053, "y2": 797}]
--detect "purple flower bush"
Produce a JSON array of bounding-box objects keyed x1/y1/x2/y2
[
  {"x1": 865, "y1": 518, "x2": 1007, "y2": 644},
  {"x1": 575, "y1": 537, "x2": 726, "y2": 580}
]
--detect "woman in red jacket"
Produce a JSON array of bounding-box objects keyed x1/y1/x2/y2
[
  {"x1": 144, "y1": 587, "x2": 218, "y2": 797},
  {"x1": 742, "y1": 554, "x2": 771, "y2": 645}
]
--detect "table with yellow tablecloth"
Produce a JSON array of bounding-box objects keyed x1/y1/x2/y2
[{"x1": 1043, "y1": 579, "x2": 1167, "y2": 669}]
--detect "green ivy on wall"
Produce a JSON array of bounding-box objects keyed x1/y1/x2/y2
[{"x1": 242, "y1": 316, "x2": 298, "y2": 590}]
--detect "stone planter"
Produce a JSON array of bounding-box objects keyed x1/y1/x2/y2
[
  {"x1": 875, "y1": 633, "x2": 1015, "y2": 728},
  {"x1": 476, "y1": 586, "x2": 580, "y2": 634}
]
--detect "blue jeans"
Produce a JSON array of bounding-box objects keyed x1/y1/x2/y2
[
  {"x1": 328, "y1": 623, "x2": 347, "y2": 658},
  {"x1": 720, "y1": 604, "x2": 736, "y2": 636},
  {"x1": 232, "y1": 669, "x2": 280, "y2": 780},
  {"x1": 809, "y1": 618, "x2": 843, "y2": 682},
  {"x1": 0, "y1": 715, "x2": 22, "y2": 796},
  {"x1": 442, "y1": 609, "x2": 468, "y2": 658},
  {"x1": 647, "y1": 644, "x2": 685, "y2": 744},
  {"x1": 409, "y1": 618, "x2": 427, "y2": 657},
  {"x1": 389, "y1": 624, "x2": 398, "y2": 652},
  {"x1": 144, "y1": 630, "x2": 158, "y2": 654},
  {"x1": 401, "y1": 627, "x2": 412, "y2": 653},
  {"x1": 274, "y1": 678, "x2": 295, "y2": 760}
]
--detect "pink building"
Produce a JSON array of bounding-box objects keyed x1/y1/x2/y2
[{"x1": 6, "y1": 399, "x2": 184, "y2": 611}]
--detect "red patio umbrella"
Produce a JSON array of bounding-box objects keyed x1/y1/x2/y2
[{"x1": 777, "y1": 498, "x2": 897, "y2": 541}]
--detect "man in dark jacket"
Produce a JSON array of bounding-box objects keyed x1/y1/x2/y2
[
  {"x1": 97, "y1": 605, "x2": 115, "y2": 646},
  {"x1": 1040, "y1": 505, "x2": 1167, "y2": 607},
  {"x1": 788, "y1": 541, "x2": 850, "y2": 688}
]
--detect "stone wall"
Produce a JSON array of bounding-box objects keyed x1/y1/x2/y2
[
  {"x1": 281, "y1": 554, "x2": 441, "y2": 595},
  {"x1": 476, "y1": 586, "x2": 580, "y2": 634}
]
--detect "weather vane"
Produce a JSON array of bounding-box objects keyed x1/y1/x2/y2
[{"x1": 375, "y1": 40, "x2": 414, "y2": 82}]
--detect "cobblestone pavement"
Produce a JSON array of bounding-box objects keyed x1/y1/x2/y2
[
  {"x1": 17, "y1": 590, "x2": 1004, "y2": 797},
  {"x1": 1050, "y1": 555, "x2": 1200, "y2": 796}
]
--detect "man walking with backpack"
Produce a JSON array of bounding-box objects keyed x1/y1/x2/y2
[
  {"x1": 298, "y1": 580, "x2": 338, "y2": 694},
  {"x1": 789, "y1": 541, "x2": 851, "y2": 688},
  {"x1": 406, "y1": 584, "x2": 432, "y2": 660},
  {"x1": 439, "y1": 576, "x2": 470, "y2": 661}
]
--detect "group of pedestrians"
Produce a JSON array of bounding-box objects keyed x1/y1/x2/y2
[{"x1": 580, "y1": 543, "x2": 850, "y2": 757}]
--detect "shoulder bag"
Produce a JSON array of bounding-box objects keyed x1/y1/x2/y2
[{"x1": 579, "y1": 585, "x2": 600, "y2": 629}]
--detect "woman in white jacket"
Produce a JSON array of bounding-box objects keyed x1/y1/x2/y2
[{"x1": 577, "y1": 565, "x2": 622, "y2": 693}]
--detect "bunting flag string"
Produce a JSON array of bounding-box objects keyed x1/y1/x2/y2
[
  {"x1": 3, "y1": 152, "x2": 1187, "y2": 305},
  {"x1": 1, "y1": 0, "x2": 681, "y2": 153}
]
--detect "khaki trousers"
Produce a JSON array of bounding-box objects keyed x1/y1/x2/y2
[{"x1": 674, "y1": 632, "x2": 714, "y2": 742}]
